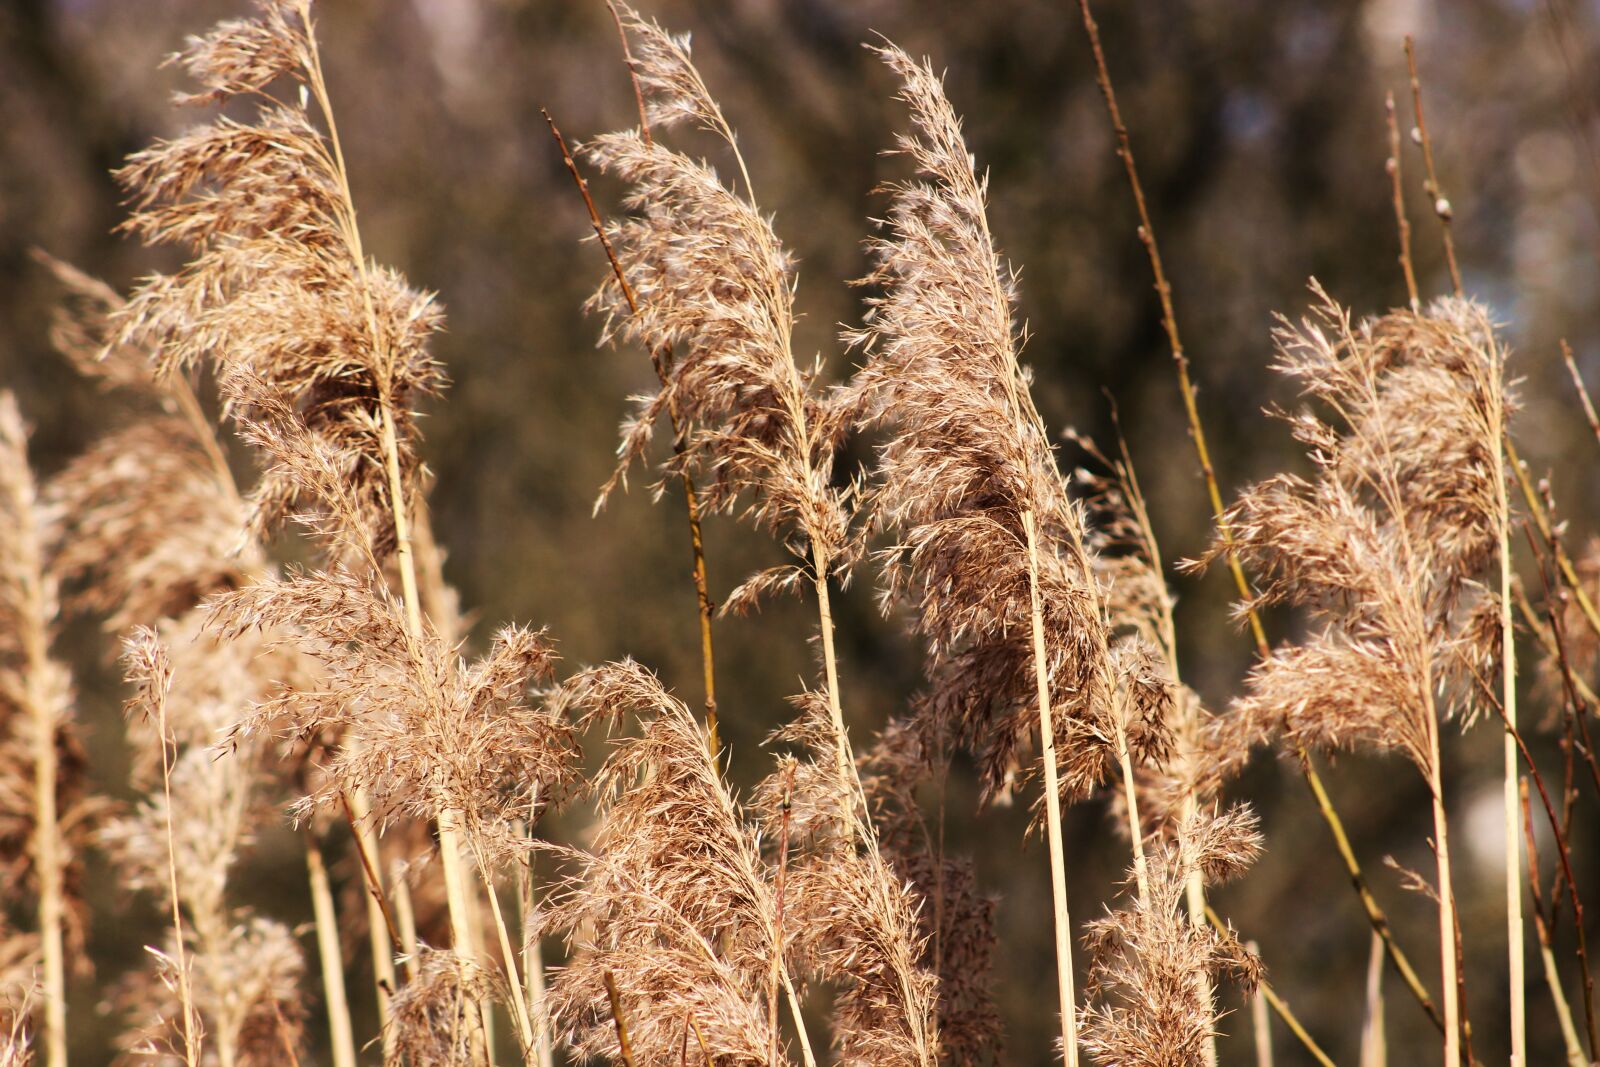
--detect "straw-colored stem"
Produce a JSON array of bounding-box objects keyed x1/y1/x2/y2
[
  {"x1": 516, "y1": 811, "x2": 553, "y2": 1067},
  {"x1": 25, "y1": 669, "x2": 65, "y2": 1067},
  {"x1": 1021, "y1": 509, "x2": 1079, "y2": 1067},
  {"x1": 1536, "y1": 919, "x2": 1586, "y2": 1067},
  {"x1": 774, "y1": 968, "x2": 816, "y2": 1067},
  {"x1": 392, "y1": 869, "x2": 420, "y2": 980},
  {"x1": 151, "y1": 673, "x2": 200, "y2": 1067},
  {"x1": 1360, "y1": 931, "x2": 1386, "y2": 1067},
  {"x1": 305, "y1": 835, "x2": 358, "y2": 1067},
  {"x1": 604, "y1": 972, "x2": 639, "y2": 1067},
  {"x1": 1205, "y1": 909, "x2": 1334, "y2": 1067},
  {"x1": 1492, "y1": 374, "x2": 1526, "y2": 1067},
  {"x1": 1249, "y1": 940, "x2": 1274, "y2": 1067},
  {"x1": 1113, "y1": 717, "x2": 1148, "y2": 902},
  {"x1": 343, "y1": 788, "x2": 397, "y2": 1043},
  {"x1": 1425, "y1": 714, "x2": 1462, "y2": 1067},
  {"x1": 470, "y1": 841, "x2": 536, "y2": 1055},
  {"x1": 1525, "y1": 782, "x2": 1587, "y2": 1067}
]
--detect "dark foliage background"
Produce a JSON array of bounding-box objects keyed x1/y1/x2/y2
[{"x1": 2, "y1": 0, "x2": 1599, "y2": 1062}]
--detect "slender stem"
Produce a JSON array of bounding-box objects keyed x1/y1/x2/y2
[
  {"x1": 470, "y1": 842, "x2": 536, "y2": 1055},
  {"x1": 1249, "y1": 939, "x2": 1275, "y2": 1067},
  {"x1": 1523, "y1": 781, "x2": 1588, "y2": 1067},
  {"x1": 781, "y1": 969, "x2": 818, "y2": 1067},
  {"x1": 604, "y1": 972, "x2": 639, "y2": 1067},
  {"x1": 1491, "y1": 342, "x2": 1526, "y2": 1067},
  {"x1": 1360, "y1": 931, "x2": 1386, "y2": 1067},
  {"x1": 340, "y1": 790, "x2": 398, "y2": 1040},
  {"x1": 1205, "y1": 908, "x2": 1336, "y2": 1067},
  {"x1": 1561, "y1": 339, "x2": 1600, "y2": 447},
  {"x1": 689, "y1": 1013, "x2": 714, "y2": 1066},
  {"x1": 516, "y1": 806, "x2": 553, "y2": 1067},
  {"x1": 1021, "y1": 509, "x2": 1079, "y2": 1067},
  {"x1": 23, "y1": 653, "x2": 65, "y2": 1067},
  {"x1": 1425, "y1": 712, "x2": 1462, "y2": 1067},
  {"x1": 1404, "y1": 37, "x2": 1465, "y2": 297},
  {"x1": 306, "y1": 834, "x2": 358, "y2": 1067},
  {"x1": 1487, "y1": 652, "x2": 1599, "y2": 1056},
  {"x1": 392, "y1": 865, "x2": 420, "y2": 980},
  {"x1": 1114, "y1": 717, "x2": 1148, "y2": 902},
  {"x1": 809, "y1": 542, "x2": 871, "y2": 834},
  {"x1": 151, "y1": 665, "x2": 201, "y2": 1067},
  {"x1": 1507, "y1": 435, "x2": 1600, "y2": 639},
  {"x1": 542, "y1": 109, "x2": 720, "y2": 754},
  {"x1": 769, "y1": 765, "x2": 794, "y2": 1066},
  {"x1": 1385, "y1": 92, "x2": 1421, "y2": 310}
]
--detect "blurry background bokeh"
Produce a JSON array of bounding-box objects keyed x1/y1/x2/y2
[{"x1": 2, "y1": 0, "x2": 1599, "y2": 1062}]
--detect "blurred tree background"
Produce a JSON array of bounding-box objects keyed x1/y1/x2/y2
[{"x1": 2, "y1": 0, "x2": 1599, "y2": 1062}]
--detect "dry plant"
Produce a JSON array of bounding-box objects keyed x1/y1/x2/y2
[
  {"x1": 1191, "y1": 289, "x2": 1514, "y2": 1067},
  {"x1": 583, "y1": 7, "x2": 864, "y2": 800},
  {"x1": 12, "y1": 4, "x2": 1599, "y2": 1067},
  {"x1": 0, "y1": 394, "x2": 98, "y2": 1067},
  {"x1": 543, "y1": 661, "x2": 791, "y2": 1066},
  {"x1": 1080, "y1": 808, "x2": 1263, "y2": 1067},
  {"x1": 846, "y1": 44, "x2": 1179, "y2": 1064}
]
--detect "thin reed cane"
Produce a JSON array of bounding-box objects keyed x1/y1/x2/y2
[
  {"x1": 1522, "y1": 781, "x2": 1588, "y2": 1067},
  {"x1": 1205, "y1": 908, "x2": 1335, "y2": 1067},
  {"x1": 1021, "y1": 509, "x2": 1081, "y2": 1067},
  {"x1": 1401, "y1": 45, "x2": 1524, "y2": 1061},
  {"x1": 305, "y1": 834, "x2": 358, "y2": 1067},
  {"x1": 542, "y1": 109, "x2": 720, "y2": 753}
]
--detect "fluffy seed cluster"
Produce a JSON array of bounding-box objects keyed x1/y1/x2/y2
[
  {"x1": 586, "y1": 5, "x2": 856, "y2": 607},
  {"x1": 756, "y1": 703, "x2": 941, "y2": 1067},
  {"x1": 545, "y1": 661, "x2": 784, "y2": 1065},
  {"x1": 1192, "y1": 290, "x2": 1511, "y2": 775},
  {"x1": 847, "y1": 45, "x2": 1162, "y2": 805},
  {"x1": 1080, "y1": 809, "x2": 1264, "y2": 1067},
  {"x1": 110, "y1": 0, "x2": 445, "y2": 564}
]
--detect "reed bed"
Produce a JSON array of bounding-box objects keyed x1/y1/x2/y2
[{"x1": 1, "y1": 2, "x2": 1596, "y2": 1067}]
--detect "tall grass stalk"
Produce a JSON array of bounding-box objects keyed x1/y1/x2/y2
[{"x1": 304, "y1": 834, "x2": 357, "y2": 1067}]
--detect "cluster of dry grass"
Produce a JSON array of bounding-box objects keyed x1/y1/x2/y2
[{"x1": 0, "y1": 2, "x2": 1596, "y2": 1066}]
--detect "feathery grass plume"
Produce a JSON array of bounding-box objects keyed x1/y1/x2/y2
[
  {"x1": 0, "y1": 394, "x2": 98, "y2": 1067},
  {"x1": 846, "y1": 45, "x2": 1118, "y2": 806},
  {"x1": 208, "y1": 572, "x2": 576, "y2": 860},
  {"x1": 848, "y1": 44, "x2": 1154, "y2": 1064},
  {"x1": 860, "y1": 719, "x2": 1002, "y2": 1067},
  {"x1": 111, "y1": 0, "x2": 445, "y2": 567},
  {"x1": 586, "y1": 7, "x2": 854, "y2": 580},
  {"x1": 383, "y1": 947, "x2": 497, "y2": 1067},
  {"x1": 756, "y1": 711, "x2": 942, "y2": 1067},
  {"x1": 1189, "y1": 289, "x2": 1512, "y2": 1067},
  {"x1": 544, "y1": 661, "x2": 787, "y2": 1065},
  {"x1": 38, "y1": 255, "x2": 379, "y2": 1067},
  {"x1": 583, "y1": 8, "x2": 875, "y2": 820},
  {"x1": 37, "y1": 255, "x2": 251, "y2": 636},
  {"x1": 1079, "y1": 808, "x2": 1263, "y2": 1067}
]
